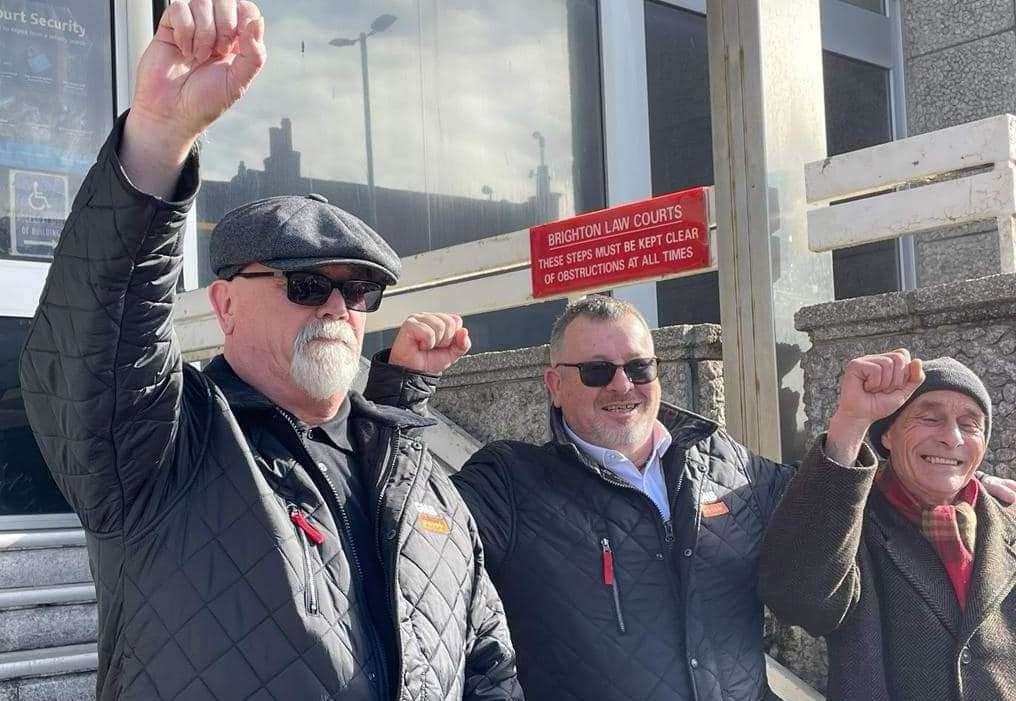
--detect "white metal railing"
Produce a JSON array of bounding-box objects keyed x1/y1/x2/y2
[
  {"x1": 175, "y1": 190, "x2": 717, "y2": 361},
  {"x1": 805, "y1": 113, "x2": 1016, "y2": 271}
]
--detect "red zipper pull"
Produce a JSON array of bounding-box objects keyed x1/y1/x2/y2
[
  {"x1": 601, "y1": 538, "x2": 615, "y2": 585},
  {"x1": 290, "y1": 508, "x2": 325, "y2": 546}
]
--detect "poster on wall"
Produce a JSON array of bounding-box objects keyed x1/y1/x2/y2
[
  {"x1": 9, "y1": 168, "x2": 67, "y2": 256},
  {"x1": 0, "y1": 1, "x2": 113, "y2": 175},
  {"x1": 0, "y1": 0, "x2": 112, "y2": 258}
]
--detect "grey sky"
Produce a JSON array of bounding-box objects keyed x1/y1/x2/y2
[{"x1": 201, "y1": 0, "x2": 596, "y2": 217}]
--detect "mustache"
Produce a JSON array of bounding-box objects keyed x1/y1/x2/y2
[{"x1": 295, "y1": 319, "x2": 357, "y2": 346}]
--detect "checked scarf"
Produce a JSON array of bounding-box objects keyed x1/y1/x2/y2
[{"x1": 877, "y1": 468, "x2": 978, "y2": 610}]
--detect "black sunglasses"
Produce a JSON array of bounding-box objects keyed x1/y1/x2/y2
[
  {"x1": 230, "y1": 270, "x2": 385, "y2": 311},
  {"x1": 554, "y1": 357, "x2": 659, "y2": 387}
]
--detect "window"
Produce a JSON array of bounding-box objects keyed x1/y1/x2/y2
[
  {"x1": 645, "y1": 3, "x2": 720, "y2": 326},
  {"x1": 823, "y1": 50, "x2": 896, "y2": 299},
  {"x1": 194, "y1": 0, "x2": 604, "y2": 353},
  {"x1": 0, "y1": 317, "x2": 72, "y2": 515},
  {"x1": 647, "y1": 2, "x2": 900, "y2": 323},
  {"x1": 0, "y1": 1, "x2": 115, "y2": 261}
]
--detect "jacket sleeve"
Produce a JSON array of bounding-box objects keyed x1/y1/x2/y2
[
  {"x1": 18, "y1": 113, "x2": 200, "y2": 536},
  {"x1": 745, "y1": 445, "x2": 795, "y2": 526},
  {"x1": 463, "y1": 534, "x2": 524, "y2": 700},
  {"x1": 451, "y1": 444, "x2": 517, "y2": 576},
  {"x1": 362, "y1": 349, "x2": 440, "y2": 419},
  {"x1": 757, "y1": 435, "x2": 879, "y2": 636}
]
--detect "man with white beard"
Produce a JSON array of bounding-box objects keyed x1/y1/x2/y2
[{"x1": 18, "y1": 2, "x2": 521, "y2": 698}]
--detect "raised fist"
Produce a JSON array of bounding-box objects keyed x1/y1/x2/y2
[
  {"x1": 389, "y1": 313, "x2": 471, "y2": 375},
  {"x1": 834, "y1": 349, "x2": 925, "y2": 427},
  {"x1": 131, "y1": 0, "x2": 266, "y2": 146}
]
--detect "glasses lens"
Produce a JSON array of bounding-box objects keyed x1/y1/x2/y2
[
  {"x1": 286, "y1": 271, "x2": 332, "y2": 306},
  {"x1": 623, "y1": 358, "x2": 658, "y2": 384},
  {"x1": 577, "y1": 362, "x2": 618, "y2": 387},
  {"x1": 340, "y1": 281, "x2": 384, "y2": 312}
]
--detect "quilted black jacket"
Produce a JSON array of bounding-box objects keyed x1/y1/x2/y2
[
  {"x1": 452, "y1": 403, "x2": 792, "y2": 701},
  {"x1": 19, "y1": 115, "x2": 522, "y2": 701}
]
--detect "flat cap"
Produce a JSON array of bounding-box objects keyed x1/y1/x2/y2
[{"x1": 209, "y1": 193, "x2": 401, "y2": 285}]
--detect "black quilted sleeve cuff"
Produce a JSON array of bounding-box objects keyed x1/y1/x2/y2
[{"x1": 363, "y1": 349, "x2": 440, "y2": 416}]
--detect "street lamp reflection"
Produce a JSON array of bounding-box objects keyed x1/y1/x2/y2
[{"x1": 329, "y1": 14, "x2": 398, "y2": 229}]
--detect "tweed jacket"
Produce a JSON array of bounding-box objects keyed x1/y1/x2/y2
[{"x1": 759, "y1": 438, "x2": 1016, "y2": 701}]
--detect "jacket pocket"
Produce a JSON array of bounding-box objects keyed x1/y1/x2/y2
[
  {"x1": 600, "y1": 536, "x2": 626, "y2": 634},
  {"x1": 289, "y1": 505, "x2": 324, "y2": 615}
]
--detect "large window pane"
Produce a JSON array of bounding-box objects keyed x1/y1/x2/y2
[
  {"x1": 0, "y1": 1, "x2": 114, "y2": 261},
  {"x1": 823, "y1": 50, "x2": 897, "y2": 300},
  {"x1": 645, "y1": 3, "x2": 720, "y2": 326},
  {"x1": 0, "y1": 317, "x2": 72, "y2": 515},
  {"x1": 195, "y1": 0, "x2": 604, "y2": 353}
]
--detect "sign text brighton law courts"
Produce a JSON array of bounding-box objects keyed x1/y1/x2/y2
[{"x1": 529, "y1": 187, "x2": 710, "y2": 298}]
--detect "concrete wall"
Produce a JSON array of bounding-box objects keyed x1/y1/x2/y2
[
  {"x1": 432, "y1": 323, "x2": 724, "y2": 446},
  {"x1": 901, "y1": 0, "x2": 1016, "y2": 285},
  {"x1": 797, "y1": 272, "x2": 1016, "y2": 479}
]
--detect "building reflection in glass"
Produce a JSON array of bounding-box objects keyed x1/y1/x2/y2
[{"x1": 196, "y1": 0, "x2": 605, "y2": 326}]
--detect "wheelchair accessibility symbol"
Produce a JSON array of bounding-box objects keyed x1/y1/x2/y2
[
  {"x1": 10, "y1": 170, "x2": 68, "y2": 258},
  {"x1": 28, "y1": 181, "x2": 51, "y2": 211}
]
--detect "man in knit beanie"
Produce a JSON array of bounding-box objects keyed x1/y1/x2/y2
[{"x1": 760, "y1": 350, "x2": 1016, "y2": 700}]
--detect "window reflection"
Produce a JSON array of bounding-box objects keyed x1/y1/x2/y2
[
  {"x1": 195, "y1": 0, "x2": 604, "y2": 353},
  {"x1": 0, "y1": 0, "x2": 114, "y2": 260},
  {"x1": 196, "y1": 1, "x2": 604, "y2": 295},
  {"x1": 0, "y1": 317, "x2": 72, "y2": 515},
  {"x1": 823, "y1": 50, "x2": 896, "y2": 300},
  {"x1": 645, "y1": 4, "x2": 721, "y2": 326}
]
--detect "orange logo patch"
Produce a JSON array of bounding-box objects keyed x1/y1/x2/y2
[
  {"x1": 417, "y1": 514, "x2": 450, "y2": 535},
  {"x1": 702, "y1": 500, "x2": 729, "y2": 518},
  {"x1": 416, "y1": 504, "x2": 451, "y2": 535}
]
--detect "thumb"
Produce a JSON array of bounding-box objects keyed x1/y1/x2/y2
[
  {"x1": 231, "y1": 5, "x2": 266, "y2": 92},
  {"x1": 903, "y1": 358, "x2": 925, "y2": 393},
  {"x1": 451, "y1": 327, "x2": 471, "y2": 356}
]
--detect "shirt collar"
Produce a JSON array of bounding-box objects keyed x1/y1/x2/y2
[
  {"x1": 563, "y1": 418, "x2": 672, "y2": 471},
  {"x1": 288, "y1": 397, "x2": 355, "y2": 452}
]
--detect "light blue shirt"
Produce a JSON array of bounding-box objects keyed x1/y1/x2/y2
[{"x1": 564, "y1": 418, "x2": 674, "y2": 521}]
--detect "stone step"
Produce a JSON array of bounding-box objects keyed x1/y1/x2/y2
[
  {"x1": 0, "y1": 530, "x2": 91, "y2": 590},
  {"x1": 0, "y1": 671, "x2": 97, "y2": 701},
  {"x1": 0, "y1": 643, "x2": 98, "y2": 699},
  {"x1": 0, "y1": 583, "x2": 96, "y2": 656}
]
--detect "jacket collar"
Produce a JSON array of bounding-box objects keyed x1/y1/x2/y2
[
  {"x1": 960, "y1": 490, "x2": 1016, "y2": 639},
  {"x1": 202, "y1": 355, "x2": 435, "y2": 430},
  {"x1": 869, "y1": 484, "x2": 1016, "y2": 637}
]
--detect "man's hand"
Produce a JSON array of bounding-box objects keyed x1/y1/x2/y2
[
  {"x1": 825, "y1": 349, "x2": 925, "y2": 466},
  {"x1": 121, "y1": 0, "x2": 266, "y2": 197},
  {"x1": 981, "y1": 473, "x2": 1016, "y2": 506},
  {"x1": 389, "y1": 313, "x2": 471, "y2": 375}
]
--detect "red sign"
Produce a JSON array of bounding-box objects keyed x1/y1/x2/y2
[{"x1": 529, "y1": 187, "x2": 710, "y2": 298}]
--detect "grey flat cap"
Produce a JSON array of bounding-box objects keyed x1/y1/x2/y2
[{"x1": 209, "y1": 193, "x2": 401, "y2": 285}]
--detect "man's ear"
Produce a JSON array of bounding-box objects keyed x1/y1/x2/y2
[
  {"x1": 544, "y1": 367, "x2": 563, "y2": 408},
  {"x1": 881, "y1": 424, "x2": 894, "y2": 454},
  {"x1": 208, "y1": 280, "x2": 236, "y2": 336}
]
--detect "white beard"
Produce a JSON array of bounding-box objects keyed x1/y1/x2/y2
[{"x1": 289, "y1": 319, "x2": 360, "y2": 400}]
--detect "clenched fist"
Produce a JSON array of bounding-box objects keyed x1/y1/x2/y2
[
  {"x1": 389, "y1": 313, "x2": 471, "y2": 375},
  {"x1": 834, "y1": 349, "x2": 926, "y2": 426},
  {"x1": 825, "y1": 349, "x2": 926, "y2": 465},
  {"x1": 121, "y1": 0, "x2": 267, "y2": 197}
]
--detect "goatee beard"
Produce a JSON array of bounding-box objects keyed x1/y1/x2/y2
[{"x1": 290, "y1": 319, "x2": 360, "y2": 401}]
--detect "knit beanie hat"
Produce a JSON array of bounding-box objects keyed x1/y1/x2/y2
[{"x1": 868, "y1": 357, "x2": 991, "y2": 459}]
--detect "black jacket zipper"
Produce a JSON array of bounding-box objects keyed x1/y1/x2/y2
[{"x1": 277, "y1": 409, "x2": 390, "y2": 699}]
